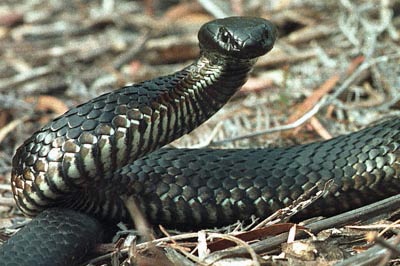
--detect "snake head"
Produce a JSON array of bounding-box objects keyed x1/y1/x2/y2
[{"x1": 198, "y1": 16, "x2": 277, "y2": 59}]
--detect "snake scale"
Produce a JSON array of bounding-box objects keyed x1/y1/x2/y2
[{"x1": 0, "y1": 16, "x2": 399, "y2": 265}]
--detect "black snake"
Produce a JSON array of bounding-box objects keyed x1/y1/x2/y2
[{"x1": 1, "y1": 16, "x2": 400, "y2": 265}]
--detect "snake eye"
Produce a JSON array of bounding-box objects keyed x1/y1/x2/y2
[
  {"x1": 219, "y1": 27, "x2": 230, "y2": 43},
  {"x1": 218, "y1": 27, "x2": 239, "y2": 51}
]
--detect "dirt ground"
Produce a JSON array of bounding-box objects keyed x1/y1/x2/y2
[{"x1": 0, "y1": 0, "x2": 399, "y2": 265}]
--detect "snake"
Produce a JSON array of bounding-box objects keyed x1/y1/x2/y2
[{"x1": 0, "y1": 16, "x2": 399, "y2": 265}]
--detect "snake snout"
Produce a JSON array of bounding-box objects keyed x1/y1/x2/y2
[{"x1": 198, "y1": 16, "x2": 277, "y2": 59}]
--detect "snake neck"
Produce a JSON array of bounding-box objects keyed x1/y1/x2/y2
[{"x1": 165, "y1": 51, "x2": 256, "y2": 137}]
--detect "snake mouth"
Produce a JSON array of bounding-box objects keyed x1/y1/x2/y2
[{"x1": 198, "y1": 16, "x2": 277, "y2": 59}]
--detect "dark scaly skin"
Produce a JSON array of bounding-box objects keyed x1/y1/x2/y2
[
  {"x1": 116, "y1": 118, "x2": 400, "y2": 229},
  {"x1": 0, "y1": 17, "x2": 277, "y2": 265},
  {"x1": 0, "y1": 209, "x2": 102, "y2": 266}
]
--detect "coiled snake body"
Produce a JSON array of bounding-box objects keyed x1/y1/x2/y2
[{"x1": 1, "y1": 17, "x2": 399, "y2": 265}]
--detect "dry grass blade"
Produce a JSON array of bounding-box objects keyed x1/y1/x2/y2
[{"x1": 0, "y1": 116, "x2": 29, "y2": 144}]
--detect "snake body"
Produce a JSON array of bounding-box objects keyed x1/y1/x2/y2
[
  {"x1": 0, "y1": 16, "x2": 399, "y2": 265},
  {"x1": 118, "y1": 118, "x2": 400, "y2": 228}
]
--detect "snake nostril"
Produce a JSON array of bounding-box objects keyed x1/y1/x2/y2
[{"x1": 263, "y1": 30, "x2": 269, "y2": 40}]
